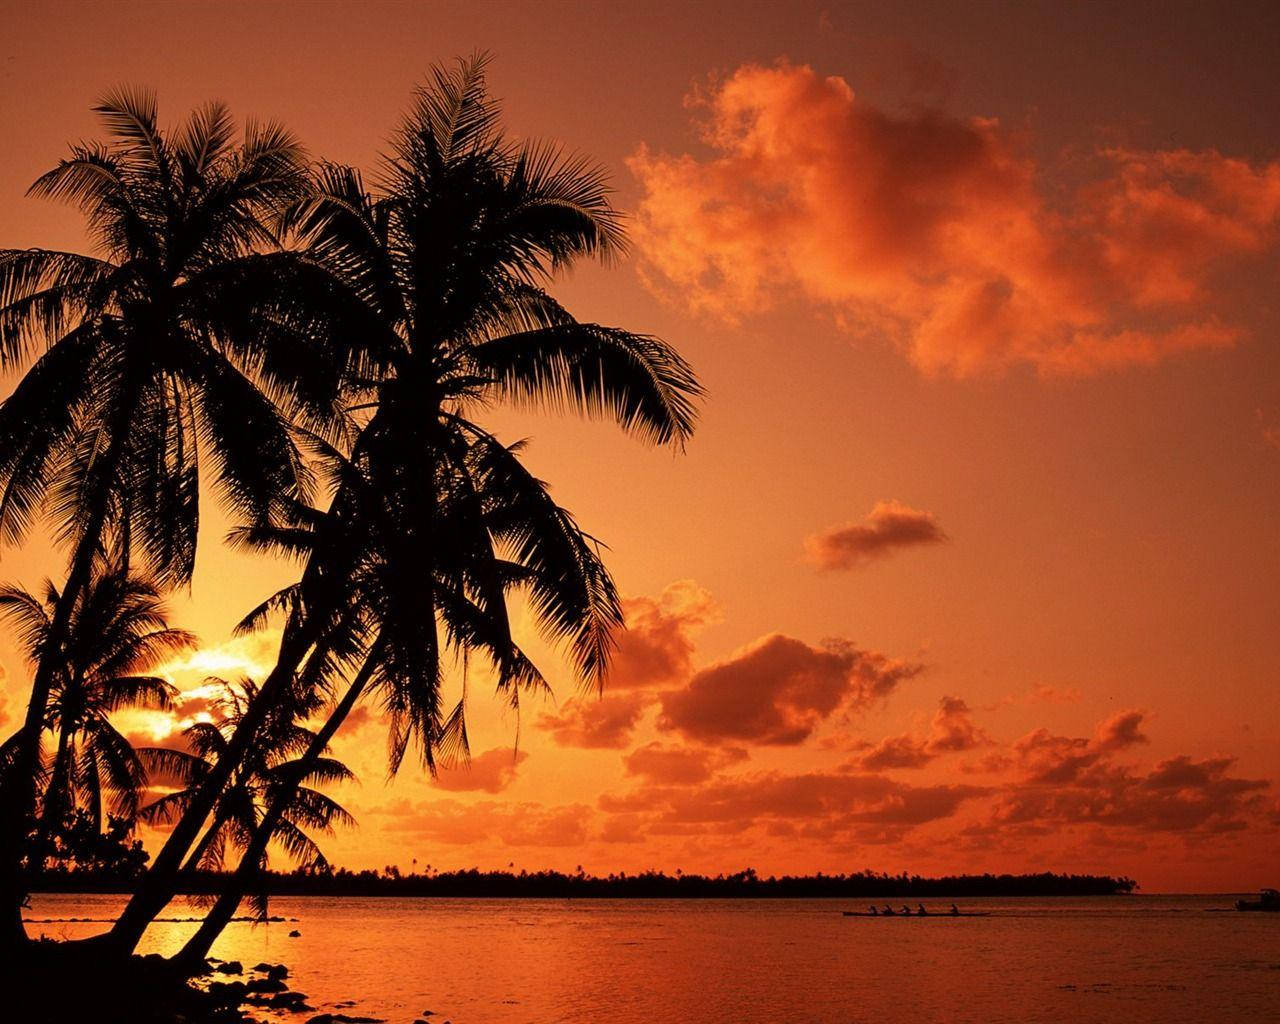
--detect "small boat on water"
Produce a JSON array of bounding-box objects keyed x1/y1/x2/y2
[
  {"x1": 1235, "y1": 888, "x2": 1280, "y2": 912},
  {"x1": 841, "y1": 910, "x2": 990, "y2": 917}
]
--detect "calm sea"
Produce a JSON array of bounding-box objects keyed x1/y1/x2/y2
[{"x1": 25, "y1": 893, "x2": 1278, "y2": 1023}]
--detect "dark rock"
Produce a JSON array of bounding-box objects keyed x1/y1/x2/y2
[
  {"x1": 214, "y1": 960, "x2": 243, "y2": 975},
  {"x1": 289, "y1": 929, "x2": 302, "y2": 937},
  {"x1": 206, "y1": 980, "x2": 248, "y2": 1003},
  {"x1": 245, "y1": 976, "x2": 288, "y2": 993}
]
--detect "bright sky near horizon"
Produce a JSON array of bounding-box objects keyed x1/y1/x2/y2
[{"x1": 1, "y1": 0, "x2": 1278, "y2": 891}]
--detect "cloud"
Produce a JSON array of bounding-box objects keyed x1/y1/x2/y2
[
  {"x1": 538, "y1": 692, "x2": 651, "y2": 749},
  {"x1": 961, "y1": 710, "x2": 1269, "y2": 835},
  {"x1": 631, "y1": 61, "x2": 1280, "y2": 377},
  {"x1": 1007, "y1": 708, "x2": 1149, "y2": 784},
  {"x1": 623, "y1": 742, "x2": 749, "y2": 785},
  {"x1": 337, "y1": 704, "x2": 376, "y2": 733},
  {"x1": 805, "y1": 501, "x2": 947, "y2": 570},
  {"x1": 156, "y1": 631, "x2": 281, "y2": 685},
  {"x1": 609, "y1": 580, "x2": 719, "y2": 690},
  {"x1": 538, "y1": 581, "x2": 717, "y2": 748},
  {"x1": 992, "y1": 753, "x2": 1269, "y2": 835},
  {"x1": 434, "y1": 747, "x2": 528, "y2": 794},
  {"x1": 125, "y1": 728, "x2": 192, "y2": 758},
  {"x1": 659, "y1": 634, "x2": 923, "y2": 745},
  {"x1": 856, "y1": 696, "x2": 988, "y2": 769},
  {"x1": 600, "y1": 769, "x2": 984, "y2": 837}
]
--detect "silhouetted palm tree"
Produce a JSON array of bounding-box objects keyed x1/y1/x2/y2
[
  {"x1": 0, "y1": 554, "x2": 192, "y2": 865},
  {"x1": 137, "y1": 677, "x2": 353, "y2": 913},
  {"x1": 0, "y1": 91, "x2": 357, "y2": 941},
  {"x1": 112, "y1": 55, "x2": 701, "y2": 956},
  {"x1": 171, "y1": 434, "x2": 573, "y2": 963}
]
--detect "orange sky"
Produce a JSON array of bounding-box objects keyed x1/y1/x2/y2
[{"x1": 2, "y1": 1, "x2": 1279, "y2": 891}]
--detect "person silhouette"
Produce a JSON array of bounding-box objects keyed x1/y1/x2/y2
[
  {"x1": 949, "y1": 903, "x2": 960, "y2": 916},
  {"x1": 917, "y1": 903, "x2": 928, "y2": 915},
  {"x1": 868, "y1": 905, "x2": 878, "y2": 915}
]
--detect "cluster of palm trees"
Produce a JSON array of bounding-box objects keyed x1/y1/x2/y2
[{"x1": 0, "y1": 55, "x2": 700, "y2": 965}]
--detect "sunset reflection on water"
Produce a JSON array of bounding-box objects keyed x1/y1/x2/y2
[{"x1": 26, "y1": 894, "x2": 1277, "y2": 1024}]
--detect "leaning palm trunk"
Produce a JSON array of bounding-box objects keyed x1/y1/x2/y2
[
  {"x1": 111, "y1": 518, "x2": 362, "y2": 951},
  {"x1": 0, "y1": 389, "x2": 137, "y2": 946},
  {"x1": 104, "y1": 621, "x2": 320, "y2": 954},
  {"x1": 181, "y1": 804, "x2": 237, "y2": 875},
  {"x1": 108, "y1": 417, "x2": 387, "y2": 955},
  {"x1": 173, "y1": 654, "x2": 376, "y2": 966}
]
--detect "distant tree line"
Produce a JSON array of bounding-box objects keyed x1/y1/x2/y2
[{"x1": 28, "y1": 863, "x2": 1137, "y2": 898}]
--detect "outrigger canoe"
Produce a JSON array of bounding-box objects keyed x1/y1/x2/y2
[{"x1": 841, "y1": 911, "x2": 991, "y2": 917}]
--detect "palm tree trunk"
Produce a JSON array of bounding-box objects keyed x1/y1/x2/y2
[
  {"x1": 172, "y1": 651, "x2": 377, "y2": 967},
  {"x1": 104, "y1": 411, "x2": 386, "y2": 958},
  {"x1": 0, "y1": 402, "x2": 134, "y2": 950},
  {"x1": 105, "y1": 616, "x2": 322, "y2": 955},
  {"x1": 182, "y1": 805, "x2": 233, "y2": 875}
]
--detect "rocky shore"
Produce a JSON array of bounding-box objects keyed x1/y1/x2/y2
[{"x1": 2, "y1": 945, "x2": 443, "y2": 1024}]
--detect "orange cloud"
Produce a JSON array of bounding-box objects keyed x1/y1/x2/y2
[
  {"x1": 856, "y1": 696, "x2": 988, "y2": 770},
  {"x1": 590, "y1": 708, "x2": 1271, "y2": 858},
  {"x1": 991, "y1": 751, "x2": 1269, "y2": 836},
  {"x1": 805, "y1": 501, "x2": 947, "y2": 570},
  {"x1": 538, "y1": 692, "x2": 651, "y2": 750},
  {"x1": 631, "y1": 61, "x2": 1280, "y2": 376},
  {"x1": 659, "y1": 634, "x2": 923, "y2": 745},
  {"x1": 623, "y1": 742, "x2": 748, "y2": 785},
  {"x1": 434, "y1": 747, "x2": 528, "y2": 794},
  {"x1": 996, "y1": 708, "x2": 1150, "y2": 784},
  {"x1": 538, "y1": 581, "x2": 717, "y2": 748},
  {"x1": 600, "y1": 771, "x2": 985, "y2": 833},
  {"x1": 608, "y1": 580, "x2": 719, "y2": 689}
]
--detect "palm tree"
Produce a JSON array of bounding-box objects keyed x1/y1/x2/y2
[
  {"x1": 137, "y1": 677, "x2": 353, "y2": 914},
  {"x1": 171, "y1": 428, "x2": 586, "y2": 964},
  {"x1": 110, "y1": 54, "x2": 702, "y2": 955},
  {"x1": 0, "y1": 90, "x2": 359, "y2": 941},
  {"x1": 0, "y1": 553, "x2": 193, "y2": 865}
]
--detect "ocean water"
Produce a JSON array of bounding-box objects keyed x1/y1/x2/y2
[{"x1": 25, "y1": 893, "x2": 1278, "y2": 1023}]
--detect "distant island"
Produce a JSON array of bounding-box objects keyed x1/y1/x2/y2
[{"x1": 28, "y1": 865, "x2": 1137, "y2": 899}]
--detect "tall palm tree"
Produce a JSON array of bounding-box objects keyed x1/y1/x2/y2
[
  {"x1": 109, "y1": 55, "x2": 702, "y2": 955},
  {"x1": 0, "y1": 553, "x2": 193, "y2": 864},
  {"x1": 137, "y1": 677, "x2": 353, "y2": 914},
  {"x1": 0, "y1": 90, "x2": 360, "y2": 943},
  {"x1": 171, "y1": 426, "x2": 584, "y2": 964}
]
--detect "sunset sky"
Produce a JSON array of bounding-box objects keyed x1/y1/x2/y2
[{"x1": 2, "y1": 0, "x2": 1278, "y2": 892}]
